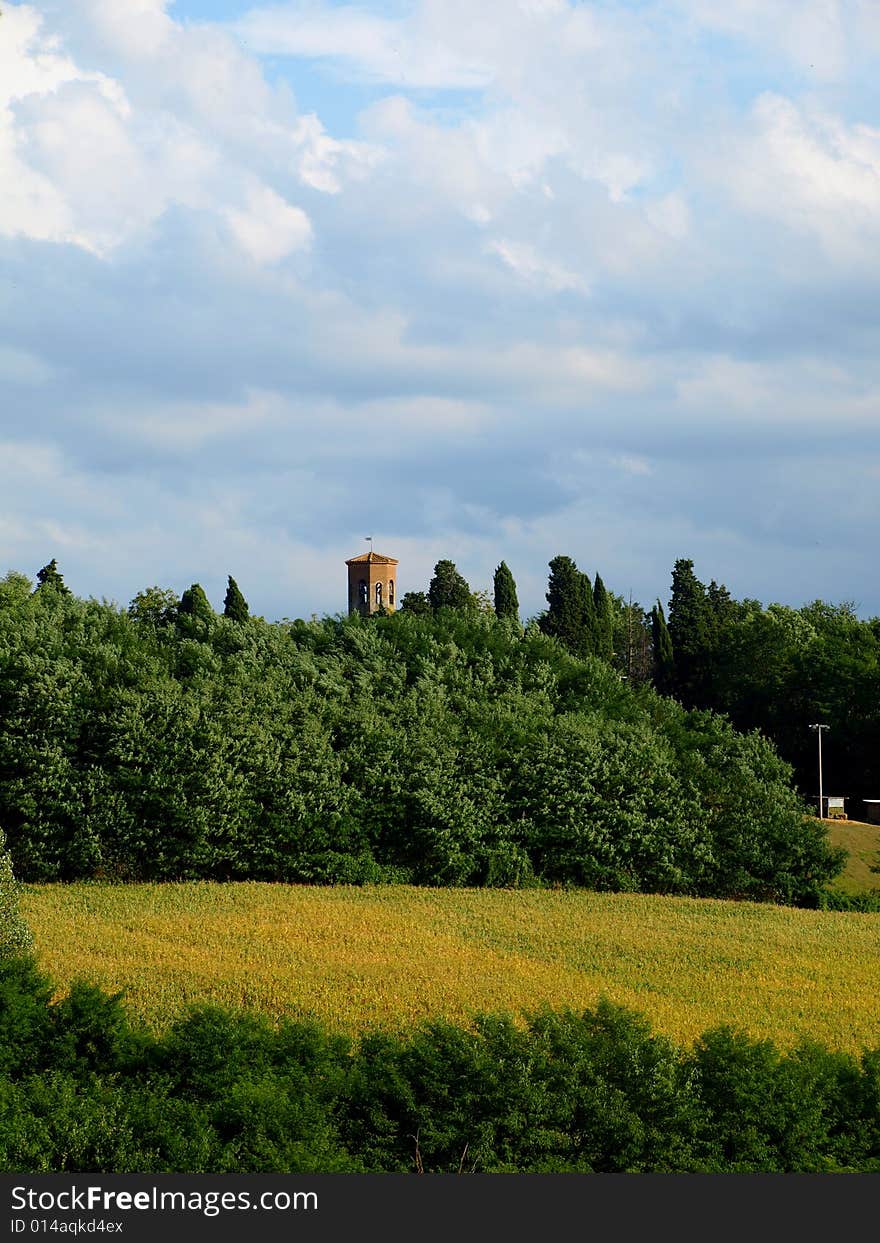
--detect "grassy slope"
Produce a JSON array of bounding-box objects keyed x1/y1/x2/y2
[
  {"x1": 21, "y1": 883, "x2": 880, "y2": 1053},
  {"x1": 826, "y1": 819, "x2": 880, "y2": 895}
]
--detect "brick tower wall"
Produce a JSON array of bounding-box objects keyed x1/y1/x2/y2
[{"x1": 346, "y1": 557, "x2": 398, "y2": 615}]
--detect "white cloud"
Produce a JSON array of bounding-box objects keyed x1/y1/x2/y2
[
  {"x1": 708, "y1": 93, "x2": 880, "y2": 259},
  {"x1": 0, "y1": 2, "x2": 369, "y2": 256},
  {"x1": 232, "y1": 2, "x2": 494, "y2": 89},
  {"x1": 65, "y1": 0, "x2": 174, "y2": 60},
  {"x1": 222, "y1": 183, "x2": 312, "y2": 264},
  {"x1": 677, "y1": 0, "x2": 847, "y2": 80},
  {"x1": 0, "y1": 5, "x2": 102, "y2": 106},
  {"x1": 486, "y1": 238, "x2": 587, "y2": 293},
  {"x1": 675, "y1": 354, "x2": 880, "y2": 427}
]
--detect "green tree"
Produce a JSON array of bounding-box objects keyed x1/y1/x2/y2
[
  {"x1": 0, "y1": 829, "x2": 33, "y2": 959},
  {"x1": 428, "y1": 561, "x2": 471, "y2": 612},
  {"x1": 0, "y1": 572, "x2": 33, "y2": 605},
  {"x1": 492, "y1": 562, "x2": 519, "y2": 621},
  {"x1": 593, "y1": 572, "x2": 614, "y2": 662},
  {"x1": 176, "y1": 583, "x2": 214, "y2": 641},
  {"x1": 128, "y1": 586, "x2": 178, "y2": 627},
  {"x1": 651, "y1": 601, "x2": 675, "y2": 697},
  {"x1": 0, "y1": 563, "x2": 844, "y2": 901},
  {"x1": 178, "y1": 583, "x2": 213, "y2": 623},
  {"x1": 667, "y1": 559, "x2": 710, "y2": 707},
  {"x1": 223, "y1": 576, "x2": 249, "y2": 623},
  {"x1": 399, "y1": 591, "x2": 431, "y2": 616},
  {"x1": 540, "y1": 556, "x2": 595, "y2": 657},
  {"x1": 35, "y1": 560, "x2": 70, "y2": 595}
]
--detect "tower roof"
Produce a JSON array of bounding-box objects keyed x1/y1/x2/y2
[{"x1": 345, "y1": 551, "x2": 398, "y2": 566}]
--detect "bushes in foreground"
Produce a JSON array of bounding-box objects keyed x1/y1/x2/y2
[{"x1": 1, "y1": 957, "x2": 878, "y2": 1174}]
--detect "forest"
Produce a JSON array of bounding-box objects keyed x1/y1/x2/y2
[{"x1": 0, "y1": 558, "x2": 846, "y2": 904}]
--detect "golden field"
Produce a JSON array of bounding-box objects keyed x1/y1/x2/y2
[{"x1": 21, "y1": 882, "x2": 880, "y2": 1053}]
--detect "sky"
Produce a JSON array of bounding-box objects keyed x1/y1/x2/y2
[{"x1": 2, "y1": 0, "x2": 880, "y2": 621}]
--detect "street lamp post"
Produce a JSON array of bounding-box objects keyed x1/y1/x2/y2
[{"x1": 809, "y1": 724, "x2": 829, "y2": 818}]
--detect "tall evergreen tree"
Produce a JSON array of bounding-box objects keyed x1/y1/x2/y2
[
  {"x1": 667, "y1": 559, "x2": 712, "y2": 708},
  {"x1": 428, "y1": 560, "x2": 471, "y2": 612},
  {"x1": 651, "y1": 601, "x2": 675, "y2": 697},
  {"x1": 580, "y1": 569, "x2": 598, "y2": 656},
  {"x1": 541, "y1": 556, "x2": 595, "y2": 657},
  {"x1": 493, "y1": 561, "x2": 519, "y2": 620},
  {"x1": 592, "y1": 572, "x2": 614, "y2": 662},
  {"x1": 177, "y1": 583, "x2": 214, "y2": 638},
  {"x1": 223, "y1": 576, "x2": 249, "y2": 623},
  {"x1": 700, "y1": 579, "x2": 738, "y2": 711},
  {"x1": 35, "y1": 559, "x2": 70, "y2": 595},
  {"x1": 178, "y1": 583, "x2": 213, "y2": 621}
]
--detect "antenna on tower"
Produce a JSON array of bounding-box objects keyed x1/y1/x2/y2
[{"x1": 365, "y1": 535, "x2": 373, "y2": 559}]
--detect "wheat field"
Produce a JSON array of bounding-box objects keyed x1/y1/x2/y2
[{"x1": 20, "y1": 883, "x2": 880, "y2": 1052}]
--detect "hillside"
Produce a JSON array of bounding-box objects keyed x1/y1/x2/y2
[
  {"x1": 826, "y1": 819, "x2": 880, "y2": 895},
  {"x1": 22, "y1": 883, "x2": 880, "y2": 1053}
]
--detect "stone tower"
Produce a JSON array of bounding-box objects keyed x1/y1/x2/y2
[{"x1": 346, "y1": 549, "x2": 399, "y2": 616}]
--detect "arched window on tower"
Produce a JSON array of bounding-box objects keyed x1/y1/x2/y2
[
  {"x1": 358, "y1": 580, "x2": 368, "y2": 608},
  {"x1": 388, "y1": 580, "x2": 395, "y2": 605},
  {"x1": 375, "y1": 582, "x2": 383, "y2": 607}
]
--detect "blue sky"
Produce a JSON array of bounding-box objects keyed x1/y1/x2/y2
[{"x1": 2, "y1": 0, "x2": 880, "y2": 621}]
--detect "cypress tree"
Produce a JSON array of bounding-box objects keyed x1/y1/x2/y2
[
  {"x1": 35, "y1": 559, "x2": 70, "y2": 595},
  {"x1": 667, "y1": 559, "x2": 710, "y2": 707},
  {"x1": 178, "y1": 583, "x2": 213, "y2": 621},
  {"x1": 651, "y1": 600, "x2": 675, "y2": 696},
  {"x1": 223, "y1": 576, "x2": 249, "y2": 623},
  {"x1": 593, "y1": 572, "x2": 614, "y2": 662},
  {"x1": 493, "y1": 561, "x2": 519, "y2": 620},
  {"x1": 703, "y1": 580, "x2": 736, "y2": 711},
  {"x1": 541, "y1": 556, "x2": 594, "y2": 657},
  {"x1": 577, "y1": 569, "x2": 598, "y2": 656},
  {"x1": 177, "y1": 583, "x2": 214, "y2": 638},
  {"x1": 428, "y1": 560, "x2": 471, "y2": 612}
]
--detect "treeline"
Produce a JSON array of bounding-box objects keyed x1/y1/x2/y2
[
  {"x1": 401, "y1": 556, "x2": 646, "y2": 679},
  {"x1": 407, "y1": 553, "x2": 880, "y2": 811},
  {"x1": 2, "y1": 956, "x2": 879, "y2": 1173},
  {"x1": 651, "y1": 560, "x2": 880, "y2": 809},
  {"x1": 0, "y1": 565, "x2": 840, "y2": 901}
]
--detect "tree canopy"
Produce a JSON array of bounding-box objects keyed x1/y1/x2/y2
[
  {"x1": 428, "y1": 560, "x2": 471, "y2": 612},
  {"x1": 0, "y1": 570, "x2": 840, "y2": 904}
]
